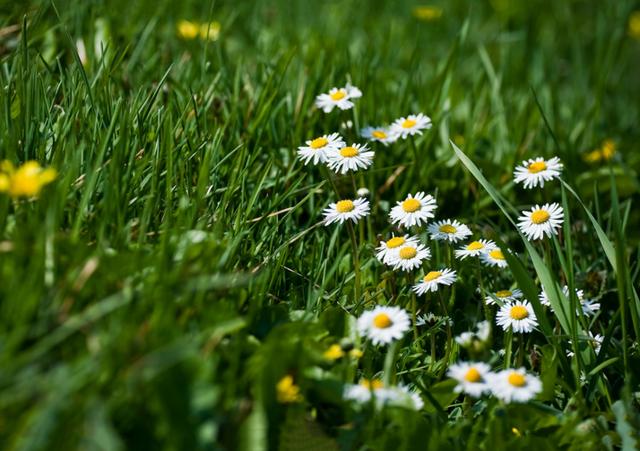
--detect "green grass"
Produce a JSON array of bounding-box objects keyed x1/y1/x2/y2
[{"x1": 1, "y1": 0, "x2": 640, "y2": 449}]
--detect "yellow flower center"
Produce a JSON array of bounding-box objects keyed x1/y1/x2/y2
[
  {"x1": 372, "y1": 130, "x2": 387, "y2": 139},
  {"x1": 330, "y1": 89, "x2": 347, "y2": 101},
  {"x1": 510, "y1": 305, "x2": 529, "y2": 320},
  {"x1": 464, "y1": 367, "x2": 482, "y2": 383},
  {"x1": 530, "y1": 210, "x2": 550, "y2": 224},
  {"x1": 401, "y1": 198, "x2": 421, "y2": 212},
  {"x1": 466, "y1": 241, "x2": 484, "y2": 251},
  {"x1": 528, "y1": 161, "x2": 547, "y2": 173},
  {"x1": 496, "y1": 290, "x2": 513, "y2": 298},
  {"x1": 489, "y1": 250, "x2": 504, "y2": 260},
  {"x1": 507, "y1": 372, "x2": 526, "y2": 387},
  {"x1": 310, "y1": 137, "x2": 328, "y2": 149},
  {"x1": 398, "y1": 246, "x2": 417, "y2": 260},
  {"x1": 340, "y1": 146, "x2": 359, "y2": 157},
  {"x1": 423, "y1": 271, "x2": 442, "y2": 282},
  {"x1": 401, "y1": 118, "x2": 417, "y2": 129},
  {"x1": 336, "y1": 200, "x2": 354, "y2": 213},
  {"x1": 373, "y1": 313, "x2": 393, "y2": 329},
  {"x1": 439, "y1": 224, "x2": 457, "y2": 234},
  {"x1": 386, "y1": 237, "x2": 405, "y2": 248},
  {"x1": 360, "y1": 379, "x2": 384, "y2": 390}
]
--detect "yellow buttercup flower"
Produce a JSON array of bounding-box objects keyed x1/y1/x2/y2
[
  {"x1": 177, "y1": 20, "x2": 220, "y2": 41},
  {"x1": 413, "y1": 5, "x2": 443, "y2": 21},
  {"x1": 276, "y1": 375, "x2": 302, "y2": 403},
  {"x1": 629, "y1": 11, "x2": 640, "y2": 39},
  {"x1": 323, "y1": 344, "x2": 345, "y2": 360},
  {"x1": 583, "y1": 139, "x2": 616, "y2": 164},
  {"x1": 0, "y1": 160, "x2": 57, "y2": 198}
]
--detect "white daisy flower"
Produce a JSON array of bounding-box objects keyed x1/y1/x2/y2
[
  {"x1": 389, "y1": 192, "x2": 437, "y2": 228},
  {"x1": 326, "y1": 143, "x2": 374, "y2": 174},
  {"x1": 322, "y1": 198, "x2": 370, "y2": 225},
  {"x1": 488, "y1": 368, "x2": 542, "y2": 403},
  {"x1": 513, "y1": 156, "x2": 563, "y2": 189},
  {"x1": 375, "y1": 235, "x2": 420, "y2": 265},
  {"x1": 496, "y1": 301, "x2": 538, "y2": 333},
  {"x1": 389, "y1": 243, "x2": 431, "y2": 272},
  {"x1": 357, "y1": 306, "x2": 410, "y2": 345},
  {"x1": 428, "y1": 219, "x2": 472, "y2": 243},
  {"x1": 297, "y1": 133, "x2": 345, "y2": 165},
  {"x1": 567, "y1": 331, "x2": 604, "y2": 357},
  {"x1": 361, "y1": 126, "x2": 397, "y2": 146},
  {"x1": 416, "y1": 313, "x2": 453, "y2": 327},
  {"x1": 517, "y1": 203, "x2": 564, "y2": 241},
  {"x1": 485, "y1": 288, "x2": 523, "y2": 306},
  {"x1": 390, "y1": 113, "x2": 432, "y2": 139},
  {"x1": 539, "y1": 286, "x2": 601, "y2": 317},
  {"x1": 448, "y1": 362, "x2": 493, "y2": 397},
  {"x1": 344, "y1": 378, "x2": 384, "y2": 404},
  {"x1": 455, "y1": 321, "x2": 491, "y2": 348},
  {"x1": 356, "y1": 187, "x2": 370, "y2": 197},
  {"x1": 412, "y1": 268, "x2": 457, "y2": 295},
  {"x1": 378, "y1": 385, "x2": 424, "y2": 410},
  {"x1": 344, "y1": 380, "x2": 423, "y2": 410},
  {"x1": 480, "y1": 249, "x2": 509, "y2": 268},
  {"x1": 454, "y1": 239, "x2": 498, "y2": 260},
  {"x1": 315, "y1": 84, "x2": 362, "y2": 113}
]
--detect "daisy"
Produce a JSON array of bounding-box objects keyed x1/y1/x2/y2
[
  {"x1": 361, "y1": 125, "x2": 397, "y2": 146},
  {"x1": 378, "y1": 385, "x2": 424, "y2": 410},
  {"x1": 496, "y1": 301, "x2": 538, "y2": 333},
  {"x1": 539, "y1": 286, "x2": 601, "y2": 317},
  {"x1": 389, "y1": 243, "x2": 431, "y2": 272},
  {"x1": 344, "y1": 378, "x2": 384, "y2": 404},
  {"x1": 357, "y1": 306, "x2": 410, "y2": 345},
  {"x1": 323, "y1": 198, "x2": 370, "y2": 225},
  {"x1": 455, "y1": 321, "x2": 491, "y2": 348},
  {"x1": 326, "y1": 143, "x2": 374, "y2": 174},
  {"x1": 389, "y1": 192, "x2": 437, "y2": 228},
  {"x1": 518, "y1": 203, "x2": 564, "y2": 240},
  {"x1": 315, "y1": 84, "x2": 362, "y2": 113},
  {"x1": 412, "y1": 268, "x2": 457, "y2": 295},
  {"x1": 488, "y1": 368, "x2": 542, "y2": 403},
  {"x1": 485, "y1": 288, "x2": 523, "y2": 306},
  {"x1": 428, "y1": 219, "x2": 472, "y2": 243},
  {"x1": 375, "y1": 235, "x2": 420, "y2": 265},
  {"x1": 480, "y1": 249, "x2": 509, "y2": 268},
  {"x1": 390, "y1": 113, "x2": 432, "y2": 139},
  {"x1": 455, "y1": 239, "x2": 497, "y2": 260},
  {"x1": 513, "y1": 156, "x2": 563, "y2": 189},
  {"x1": 567, "y1": 331, "x2": 604, "y2": 357},
  {"x1": 344, "y1": 381, "x2": 423, "y2": 410},
  {"x1": 297, "y1": 133, "x2": 344, "y2": 165},
  {"x1": 448, "y1": 362, "x2": 493, "y2": 397}
]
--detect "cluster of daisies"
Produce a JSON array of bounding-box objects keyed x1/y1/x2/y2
[{"x1": 293, "y1": 83, "x2": 602, "y2": 409}]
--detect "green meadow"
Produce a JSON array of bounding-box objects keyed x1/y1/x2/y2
[{"x1": 1, "y1": 0, "x2": 639, "y2": 449}]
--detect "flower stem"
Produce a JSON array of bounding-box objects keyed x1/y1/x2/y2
[{"x1": 347, "y1": 221, "x2": 361, "y2": 305}]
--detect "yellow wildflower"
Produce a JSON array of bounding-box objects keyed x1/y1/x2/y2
[
  {"x1": 323, "y1": 344, "x2": 345, "y2": 360},
  {"x1": 629, "y1": 11, "x2": 640, "y2": 39},
  {"x1": 177, "y1": 20, "x2": 220, "y2": 42},
  {"x1": 276, "y1": 375, "x2": 302, "y2": 403},
  {"x1": 0, "y1": 160, "x2": 57, "y2": 198},
  {"x1": 413, "y1": 5, "x2": 443, "y2": 21},
  {"x1": 583, "y1": 139, "x2": 616, "y2": 164}
]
